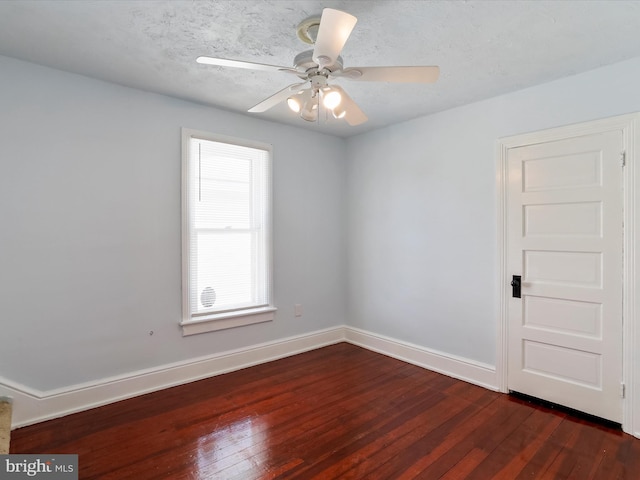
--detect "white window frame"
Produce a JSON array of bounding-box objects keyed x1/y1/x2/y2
[{"x1": 181, "y1": 128, "x2": 276, "y2": 336}]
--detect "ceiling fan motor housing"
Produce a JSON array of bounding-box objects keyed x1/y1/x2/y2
[{"x1": 293, "y1": 50, "x2": 343, "y2": 79}]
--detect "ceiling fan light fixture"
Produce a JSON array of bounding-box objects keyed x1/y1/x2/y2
[
  {"x1": 322, "y1": 89, "x2": 342, "y2": 110},
  {"x1": 332, "y1": 103, "x2": 347, "y2": 119},
  {"x1": 287, "y1": 95, "x2": 302, "y2": 113},
  {"x1": 300, "y1": 96, "x2": 318, "y2": 122},
  {"x1": 300, "y1": 107, "x2": 318, "y2": 122}
]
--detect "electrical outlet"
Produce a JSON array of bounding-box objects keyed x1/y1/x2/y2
[{"x1": 294, "y1": 304, "x2": 303, "y2": 317}]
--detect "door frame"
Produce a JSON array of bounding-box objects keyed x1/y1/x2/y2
[{"x1": 496, "y1": 113, "x2": 640, "y2": 438}]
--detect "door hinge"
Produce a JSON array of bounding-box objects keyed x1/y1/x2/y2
[
  {"x1": 620, "y1": 383, "x2": 626, "y2": 399},
  {"x1": 621, "y1": 151, "x2": 626, "y2": 167}
]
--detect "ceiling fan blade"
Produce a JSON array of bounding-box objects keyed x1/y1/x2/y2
[
  {"x1": 248, "y1": 82, "x2": 306, "y2": 113},
  {"x1": 196, "y1": 56, "x2": 298, "y2": 75},
  {"x1": 339, "y1": 66, "x2": 440, "y2": 83},
  {"x1": 312, "y1": 8, "x2": 357, "y2": 69},
  {"x1": 331, "y1": 85, "x2": 367, "y2": 126}
]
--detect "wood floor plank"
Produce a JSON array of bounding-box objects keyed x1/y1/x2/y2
[
  {"x1": 467, "y1": 406, "x2": 564, "y2": 479},
  {"x1": 291, "y1": 389, "x2": 454, "y2": 479},
  {"x1": 393, "y1": 393, "x2": 505, "y2": 480},
  {"x1": 411, "y1": 397, "x2": 535, "y2": 479},
  {"x1": 9, "y1": 343, "x2": 640, "y2": 479},
  {"x1": 513, "y1": 416, "x2": 569, "y2": 478}
]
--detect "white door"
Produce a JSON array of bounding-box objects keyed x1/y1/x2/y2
[{"x1": 507, "y1": 130, "x2": 623, "y2": 422}]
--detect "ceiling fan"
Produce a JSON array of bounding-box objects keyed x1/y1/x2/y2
[{"x1": 197, "y1": 8, "x2": 439, "y2": 126}]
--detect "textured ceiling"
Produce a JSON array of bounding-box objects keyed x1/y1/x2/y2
[{"x1": 1, "y1": 0, "x2": 640, "y2": 137}]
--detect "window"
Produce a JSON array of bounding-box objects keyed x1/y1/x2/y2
[{"x1": 181, "y1": 129, "x2": 275, "y2": 335}]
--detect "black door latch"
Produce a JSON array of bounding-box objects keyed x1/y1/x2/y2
[{"x1": 511, "y1": 275, "x2": 521, "y2": 298}]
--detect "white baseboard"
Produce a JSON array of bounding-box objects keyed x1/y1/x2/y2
[
  {"x1": 0, "y1": 381, "x2": 42, "y2": 431},
  {"x1": 0, "y1": 325, "x2": 500, "y2": 430},
  {"x1": 0, "y1": 326, "x2": 345, "y2": 429},
  {"x1": 344, "y1": 327, "x2": 499, "y2": 391}
]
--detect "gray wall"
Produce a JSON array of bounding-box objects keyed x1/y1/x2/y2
[
  {"x1": 346, "y1": 55, "x2": 640, "y2": 366},
  {"x1": 0, "y1": 55, "x2": 348, "y2": 391}
]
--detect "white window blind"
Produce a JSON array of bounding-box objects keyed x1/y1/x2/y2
[{"x1": 182, "y1": 130, "x2": 274, "y2": 334}]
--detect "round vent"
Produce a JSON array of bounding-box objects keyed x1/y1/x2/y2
[{"x1": 200, "y1": 287, "x2": 216, "y2": 308}]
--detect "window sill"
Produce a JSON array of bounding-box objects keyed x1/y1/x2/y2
[{"x1": 181, "y1": 307, "x2": 277, "y2": 336}]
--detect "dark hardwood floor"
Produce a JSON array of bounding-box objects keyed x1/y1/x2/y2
[{"x1": 10, "y1": 343, "x2": 640, "y2": 479}]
